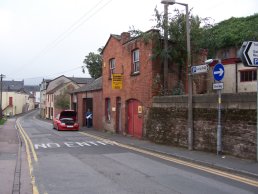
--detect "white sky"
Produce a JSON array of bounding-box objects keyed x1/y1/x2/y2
[{"x1": 0, "y1": 0, "x2": 257, "y2": 85}]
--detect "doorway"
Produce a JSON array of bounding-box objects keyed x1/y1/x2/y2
[
  {"x1": 127, "y1": 99, "x2": 143, "y2": 138},
  {"x1": 116, "y1": 97, "x2": 122, "y2": 133},
  {"x1": 83, "y1": 98, "x2": 93, "y2": 126}
]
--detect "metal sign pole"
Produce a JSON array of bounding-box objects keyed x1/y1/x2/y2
[
  {"x1": 212, "y1": 61, "x2": 224, "y2": 156},
  {"x1": 257, "y1": 67, "x2": 258, "y2": 161},
  {"x1": 217, "y1": 87, "x2": 222, "y2": 155}
]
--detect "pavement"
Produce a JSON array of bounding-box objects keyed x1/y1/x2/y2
[
  {"x1": 0, "y1": 118, "x2": 31, "y2": 194},
  {"x1": 1, "y1": 116, "x2": 258, "y2": 194}
]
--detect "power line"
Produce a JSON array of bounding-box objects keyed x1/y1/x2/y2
[
  {"x1": 10, "y1": 0, "x2": 113, "y2": 76},
  {"x1": 6, "y1": 65, "x2": 87, "y2": 81}
]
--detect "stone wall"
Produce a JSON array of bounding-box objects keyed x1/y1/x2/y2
[{"x1": 147, "y1": 92, "x2": 257, "y2": 160}]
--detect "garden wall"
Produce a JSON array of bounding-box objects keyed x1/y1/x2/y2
[{"x1": 146, "y1": 92, "x2": 256, "y2": 159}]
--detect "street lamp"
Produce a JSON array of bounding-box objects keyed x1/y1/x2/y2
[{"x1": 161, "y1": 0, "x2": 192, "y2": 150}]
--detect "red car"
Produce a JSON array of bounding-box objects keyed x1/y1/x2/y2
[{"x1": 53, "y1": 110, "x2": 79, "y2": 131}]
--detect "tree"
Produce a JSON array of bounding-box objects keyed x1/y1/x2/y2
[
  {"x1": 151, "y1": 7, "x2": 212, "y2": 94},
  {"x1": 82, "y1": 48, "x2": 103, "y2": 79},
  {"x1": 201, "y1": 14, "x2": 258, "y2": 58},
  {"x1": 55, "y1": 89, "x2": 70, "y2": 110}
]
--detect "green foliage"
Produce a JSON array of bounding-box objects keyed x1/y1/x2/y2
[
  {"x1": 82, "y1": 48, "x2": 103, "y2": 79},
  {"x1": 54, "y1": 89, "x2": 70, "y2": 110},
  {"x1": 202, "y1": 14, "x2": 258, "y2": 57},
  {"x1": 0, "y1": 118, "x2": 6, "y2": 125}
]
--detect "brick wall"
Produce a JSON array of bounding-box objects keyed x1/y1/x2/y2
[
  {"x1": 147, "y1": 92, "x2": 257, "y2": 159},
  {"x1": 102, "y1": 31, "x2": 162, "y2": 134},
  {"x1": 76, "y1": 91, "x2": 103, "y2": 130}
]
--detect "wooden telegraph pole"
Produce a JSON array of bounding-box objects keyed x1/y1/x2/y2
[{"x1": 0, "y1": 74, "x2": 5, "y2": 119}]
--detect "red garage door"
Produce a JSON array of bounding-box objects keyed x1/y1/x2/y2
[{"x1": 128, "y1": 99, "x2": 143, "y2": 138}]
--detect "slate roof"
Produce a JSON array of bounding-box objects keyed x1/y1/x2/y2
[
  {"x1": 24, "y1": 85, "x2": 40, "y2": 92},
  {"x1": 72, "y1": 77, "x2": 102, "y2": 93},
  {"x1": 2, "y1": 80, "x2": 24, "y2": 92},
  {"x1": 68, "y1": 77, "x2": 94, "y2": 84}
]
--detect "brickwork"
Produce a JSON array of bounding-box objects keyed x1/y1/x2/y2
[
  {"x1": 75, "y1": 91, "x2": 103, "y2": 130},
  {"x1": 102, "y1": 30, "x2": 162, "y2": 135}
]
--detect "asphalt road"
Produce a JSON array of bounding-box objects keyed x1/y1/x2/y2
[{"x1": 17, "y1": 111, "x2": 258, "y2": 194}]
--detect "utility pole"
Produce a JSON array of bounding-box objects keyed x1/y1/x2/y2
[{"x1": 0, "y1": 74, "x2": 5, "y2": 119}]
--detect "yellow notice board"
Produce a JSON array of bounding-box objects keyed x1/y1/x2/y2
[{"x1": 112, "y1": 74, "x2": 123, "y2": 89}]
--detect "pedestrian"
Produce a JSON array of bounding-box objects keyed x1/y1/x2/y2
[{"x1": 85, "y1": 109, "x2": 92, "y2": 128}]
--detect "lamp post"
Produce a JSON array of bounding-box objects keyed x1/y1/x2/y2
[{"x1": 161, "y1": 0, "x2": 192, "y2": 150}]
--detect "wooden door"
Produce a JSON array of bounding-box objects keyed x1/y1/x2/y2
[{"x1": 128, "y1": 99, "x2": 142, "y2": 138}]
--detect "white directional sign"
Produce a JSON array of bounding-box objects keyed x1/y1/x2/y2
[
  {"x1": 243, "y1": 41, "x2": 258, "y2": 66},
  {"x1": 213, "y1": 82, "x2": 224, "y2": 90},
  {"x1": 191, "y1": 64, "x2": 209, "y2": 74}
]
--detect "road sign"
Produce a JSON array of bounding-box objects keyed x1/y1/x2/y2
[
  {"x1": 191, "y1": 64, "x2": 209, "y2": 74},
  {"x1": 213, "y1": 63, "x2": 224, "y2": 81},
  {"x1": 213, "y1": 82, "x2": 224, "y2": 90},
  {"x1": 112, "y1": 74, "x2": 123, "y2": 89},
  {"x1": 243, "y1": 41, "x2": 258, "y2": 66}
]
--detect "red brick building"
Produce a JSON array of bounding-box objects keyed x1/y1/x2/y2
[
  {"x1": 101, "y1": 29, "x2": 162, "y2": 138},
  {"x1": 71, "y1": 77, "x2": 102, "y2": 129}
]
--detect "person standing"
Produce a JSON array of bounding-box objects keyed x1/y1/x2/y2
[{"x1": 85, "y1": 109, "x2": 92, "y2": 128}]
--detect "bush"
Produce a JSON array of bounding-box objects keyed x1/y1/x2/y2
[{"x1": 0, "y1": 118, "x2": 6, "y2": 125}]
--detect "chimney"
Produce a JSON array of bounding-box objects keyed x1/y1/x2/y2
[{"x1": 120, "y1": 32, "x2": 130, "y2": 44}]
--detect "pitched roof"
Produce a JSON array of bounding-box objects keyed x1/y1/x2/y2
[
  {"x1": 46, "y1": 83, "x2": 66, "y2": 94},
  {"x1": 24, "y1": 85, "x2": 40, "y2": 92},
  {"x1": 72, "y1": 77, "x2": 102, "y2": 93},
  {"x1": 68, "y1": 77, "x2": 94, "y2": 84},
  {"x1": 2, "y1": 80, "x2": 24, "y2": 91}
]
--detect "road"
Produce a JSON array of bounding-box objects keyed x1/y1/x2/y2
[{"x1": 17, "y1": 111, "x2": 258, "y2": 194}]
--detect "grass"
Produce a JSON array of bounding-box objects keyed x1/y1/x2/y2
[{"x1": 0, "y1": 118, "x2": 6, "y2": 125}]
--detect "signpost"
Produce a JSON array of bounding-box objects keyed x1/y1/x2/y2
[
  {"x1": 213, "y1": 63, "x2": 224, "y2": 155},
  {"x1": 241, "y1": 41, "x2": 258, "y2": 161}
]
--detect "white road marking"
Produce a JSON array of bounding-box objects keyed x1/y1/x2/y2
[{"x1": 34, "y1": 141, "x2": 114, "y2": 149}]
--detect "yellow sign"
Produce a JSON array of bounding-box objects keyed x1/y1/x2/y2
[{"x1": 112, "y1": 74, "x2": 123, "y2": 89}]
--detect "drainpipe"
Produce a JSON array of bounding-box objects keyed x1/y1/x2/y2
[{"x1": 235, "y1": 63, "x2": 238, "y2": 93}]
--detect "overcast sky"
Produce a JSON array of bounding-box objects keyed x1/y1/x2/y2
[{"x1": 1, "y1": 0, "x2": 257, "y2": 85}]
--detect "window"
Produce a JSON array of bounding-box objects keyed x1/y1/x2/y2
[
  {"x1": 132, "y1": 49, "x2": 140, "y2": 73},
  {"x1": 109, "y1": 58, "x2": 115, "y2": 79},
  {"x1": 240, "y1": 69, "x2": 257, "y2": 82},
  {"x1": 105, "y1": 98, "x2": 111, "y2": 121}
]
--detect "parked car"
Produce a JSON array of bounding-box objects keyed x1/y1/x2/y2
[{"x1": 53, "y1": 110, "x2": 79, "y2": 131}]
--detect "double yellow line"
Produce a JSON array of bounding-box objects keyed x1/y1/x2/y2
[
  {"x1": 16, "y1": 119, "x2": 39, "y2": 194},
  {"x1": 79, "y1": 131, "x2": 258, "y2": 188}
]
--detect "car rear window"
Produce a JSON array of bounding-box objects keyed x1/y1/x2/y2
[{"x1": 60, "y1": 111, "x2": 77, "y2": 118}]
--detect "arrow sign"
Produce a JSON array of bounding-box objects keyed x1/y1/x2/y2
[
  {"x1": 213, "y1": 63, "x2": 224, "y2": 81},
  {"x1": 214, "y1": 68, "x2": 224, "y2": 76},
  {"x1": 243, "y1": 41, "x2": 258, "y2": 67}
]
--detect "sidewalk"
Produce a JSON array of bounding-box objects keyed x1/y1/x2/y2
[
  {"x1": 0, "y1": 118, "x2": 31, "y2": 194},
  {"x1": 81, "y1": 127, "x2": 258, "y2": 179}
]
